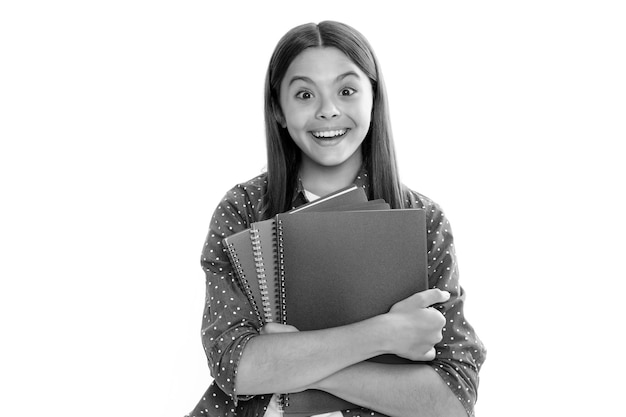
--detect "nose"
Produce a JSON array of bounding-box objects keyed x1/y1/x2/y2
[{"x1": 316, "y1": 95, "x2": 340, "y2": 120}]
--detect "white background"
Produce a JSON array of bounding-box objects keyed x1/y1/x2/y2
[{"x1": 1, "y1": 1, "x2": 624, "y2": 416}]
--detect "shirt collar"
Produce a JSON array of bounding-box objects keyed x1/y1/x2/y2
[{"x1": 291, "y1": 166, "x2": 370, "y2": 207}]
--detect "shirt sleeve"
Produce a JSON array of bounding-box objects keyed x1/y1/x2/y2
[
  {"x1": 426, "y1": 202, "x2": 487, "y2": 417},
  {"x1": 200, "y1": 185, "x2": 263, "y2": 405}
]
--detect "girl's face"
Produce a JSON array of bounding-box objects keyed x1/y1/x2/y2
[{"x1": 279, "y1": 47, "x2": 374, "y2": 172}]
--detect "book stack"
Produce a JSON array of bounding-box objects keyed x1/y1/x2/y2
[{"x1": 223, "y1": 185, "x2": 428, "y2": 416}]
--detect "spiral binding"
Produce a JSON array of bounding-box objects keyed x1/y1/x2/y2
[
  {"x1": 275, "y1": 217, "x2": 288, "y2": 411},
  {"x1": 225, "y1": 240, "x2": 262, "y2": 324},
  {"x1": 250, "y1": 226, "x2": 273, "y2": 323},
  {"x1": 276, "y1": 218, "x2": 286, "y2": 325},
  {"x1": 271, "y1": 223, "x2": 280, "y2": 323}
]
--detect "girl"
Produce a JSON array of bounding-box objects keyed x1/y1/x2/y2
[{"x1": 188, "y1": 21, "x2": 485, "y2": 417}]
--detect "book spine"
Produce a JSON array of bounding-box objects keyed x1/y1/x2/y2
[
  {"x1": 224, "y1": 239, "x2": 262, "y2": 324},
  {"x1": 276, "y1": 217, "x2": 286, "y2": 325},
  {"x1": 250, "y1": 227, "x2": 273, "y2": 323}
]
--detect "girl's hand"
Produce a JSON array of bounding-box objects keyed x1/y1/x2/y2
[
  {"x1": 260, "y1": 322, "x2": 300, "y2": 335},
  {"x1": 383, "y1": 288, "x2": 450, "y2": 361}
]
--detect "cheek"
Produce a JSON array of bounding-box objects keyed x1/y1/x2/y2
[
  {"x1": 358, "y1": 105, "x2": 373, "y2": 131},
  {"x1": 358, "y1": 96, "x2": 374, "y2": 126},
  {"x1": 283, "y1": 107, "x2": 308, "y2": 130},
  {"x1": 285, "y1": 124, "x2": 309, "y2": 149},
  {"x1": 286, "y1": 126, "x2": 301, "y2": 143}
]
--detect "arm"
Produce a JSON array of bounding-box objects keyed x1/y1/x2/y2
[
  {"x1": 200, "y1": 184, "x2": 267, "y2": 403},
  {"x1": 313, "y1": 362, "x2": 467, "y2": 417},
  {"x1": 236, "y1": 316, "x2": 388, "y2": 394},
  {"x1": 236, "y1": 289, "x2": 449, "y2": 395},
  {"x1": 423, "y1": 202, "x2": 486, "y2": 415},
  {"x1": 302, "y1": 200, "x2": 485, "y2": 417},
  {"x1": 201, "y1": 184, "x2": 446, "y2": 402}
]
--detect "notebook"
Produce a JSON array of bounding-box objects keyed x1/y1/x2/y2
[
  {"x1": 223, "y1": 228, "x2": 265, "y2": 324},
  {"x1": 288, "y1": 184, "x2": 368, "y2": 214},
  {"x1": 223, "y1": 184, "x2": 370, "y2": 324},
  {"x1": 275, "y1": 209, "x2": 428, "y2": 415},
  {"x1": 276, "y1": 209, "x2": 428, "y2": 329},
  {"x1": 248, "y1": 200, "x2": 389, "y2": 323}
]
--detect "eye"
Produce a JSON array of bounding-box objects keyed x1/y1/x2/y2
[
  {"x1": 295, "y1": 90, "x2": 314, "y2": 100},
  {"x1": 340, "y1": 87, "x2": 356, "y2": 96}
]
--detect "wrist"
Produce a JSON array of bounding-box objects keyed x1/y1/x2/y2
[
  {"x1": 357, "y1": 314, "x2": 393, "y2": 357},
  {"x1": 312, "y1": 316, "x2": 391, "y2": 392}
]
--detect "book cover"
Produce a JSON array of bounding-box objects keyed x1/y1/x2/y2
[
  {"x1": 223, "y1": 228, "x2": 264, "y2": 324},
  {"x1": 276, "y1": 209, "x2": 428, "y2": 329},
  {"x1": 275, "y1": 209, "x2": 428, "y2": 415}
]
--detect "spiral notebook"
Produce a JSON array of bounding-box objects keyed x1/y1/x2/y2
[
  {"x1": 222, "y1": 228, "x2": 265, "y2": 323},
  {"x1": 275, "y1": 208, "x2": 428, "y2": 416},
  {"x1": 255, "y1": 199, "x2": 390, "y2": 323},
  {"x1": 276, "y1": 209, "x2": 428, "y2": 329},
  {"x1": 223, "y1": 184, "x2": 371, "y2": 323}
]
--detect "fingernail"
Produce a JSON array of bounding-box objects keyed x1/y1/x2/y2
[{"x1": 442, "y1": 291, "x2": 451, "y2": 299}]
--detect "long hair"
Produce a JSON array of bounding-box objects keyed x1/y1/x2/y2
[{"x1": 262, "y1": 21, "x2": 405, "y2": 219}]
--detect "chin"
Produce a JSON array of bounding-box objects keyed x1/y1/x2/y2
[{"x1": 313, "y1": 154, "x2": 354, "y2": 168}]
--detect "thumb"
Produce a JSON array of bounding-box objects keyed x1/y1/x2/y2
[{"x1": 413, "y1": 288, "x2": 450, "y2": 308}]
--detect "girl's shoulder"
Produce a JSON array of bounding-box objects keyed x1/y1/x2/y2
[
  {"x1": 403, "y1": 185, "x2": 448, "y2": 223},
  {"x1": 404, "y1": 185, "x2": 438, "y2": 211},
  {"x1": 224, "y1": 172, "x2": 268, "y2": 199},
  {"x1": 214, "y1": 172, "x2": 268, "y2": 225}
]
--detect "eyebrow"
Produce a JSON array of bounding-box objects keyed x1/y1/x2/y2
[{"x1": 287, "y1": 71, "x2": 361, "y2": 87}]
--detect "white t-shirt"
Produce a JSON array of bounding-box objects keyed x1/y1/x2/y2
[{"x1": 304, "y1": 188, "x2": 320, "y2": 202}]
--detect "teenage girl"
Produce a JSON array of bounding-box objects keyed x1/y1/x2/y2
[{"x1": 187, "y1": 21, "x2": 486, "y2": 417}]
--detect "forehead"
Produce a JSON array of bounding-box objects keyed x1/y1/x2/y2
[{"x1": 282, "y1": 47, "x2": 366, "y2": 85}]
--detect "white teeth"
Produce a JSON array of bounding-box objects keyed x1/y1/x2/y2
[{"x1": 312, "y1": 129, "x2": 346, "y2": 138}]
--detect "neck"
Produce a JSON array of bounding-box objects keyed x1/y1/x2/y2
[{"x1": 299, "y1": 150, "x2": 362, "y2": 197}]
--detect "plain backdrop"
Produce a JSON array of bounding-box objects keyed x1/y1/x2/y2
[{"x1": 1, "y1": 1, "x2": 624, "y2": 416}]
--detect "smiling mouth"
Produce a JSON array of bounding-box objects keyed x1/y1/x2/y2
[{"x1": 311, "y1": 129, "x2": 348, "y2": 139}]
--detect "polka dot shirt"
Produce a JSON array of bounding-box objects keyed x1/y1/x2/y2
[{"x1": 186, "y1": 170, "x2": 486, "y2": 417}]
